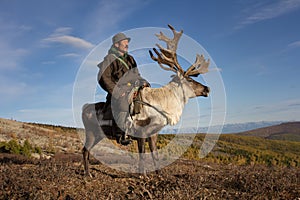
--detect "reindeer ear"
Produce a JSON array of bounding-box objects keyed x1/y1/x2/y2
[
  {"x1": 184, "y1": 70, "x2": 199, "y2": 78},
  {"x1": 189, "y1": 74, "x2": 199, "y2": 77},
  {"x1": 170, "y1": 73, "x2": 180, "y2": 83}
]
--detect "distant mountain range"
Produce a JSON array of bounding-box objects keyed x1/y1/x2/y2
[
  {"x1": 160, "y1": 121, "x2": 287, "y2": 134},
  {"x1": 237, "y1": 121, "x2": 300, "y2": 142},
  {"x1": 218, "y1": 121, "x2": 287, "y2": 134},
  {"x1": 161, "y1": 120, "x2": 300, "y2": 142}
]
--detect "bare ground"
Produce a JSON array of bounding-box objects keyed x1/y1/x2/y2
[
  {"x1": 0, "y1": 118, "x2": 299, "y2": 199},
  {"x1": 0, "y1": 152, "x2": 299, "y2": 200}
]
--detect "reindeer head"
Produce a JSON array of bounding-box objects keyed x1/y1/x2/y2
[{"x1": 149, "y1": 24, "x2": 210, "y2": 98}]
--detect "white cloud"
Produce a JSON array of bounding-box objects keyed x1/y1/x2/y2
[
  {"x1": 46, "y1": 35, "x2": 94, "y2": 49},
  {"x1": 43, "y1": 29, "x2": 95, "y2": 49},
  {"x1": 236, "y1": 0, "x2": 300, "y2": 29},
  {"x1": 42, "y1": 61, "x2": 56, "y2": 65},
  {"x1": 0, "y1": 18, "x2": 32, "y2": 72},
  {"x1": 0, "y1": 0, "x2": 151, "y2": 127},
  {"x1": 59, "y1": 53, "x2": 80, "y2": 58},
  {"x1": 0, "y1": 40, "x2": 29, "y2": 71},
  {"x1": 52, "y1": 27, "x2": 72, "y2": 35},
  {"x1": 288, "y1": 40, "x2": 300, "y2": 48}
]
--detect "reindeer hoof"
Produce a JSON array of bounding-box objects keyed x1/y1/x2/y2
[
  {"x1": 138, "y1": 174, "x2": 149, "y2": 180},
  {"x1": 84, "y1": 172, "x2": 92, "y2": 178}
]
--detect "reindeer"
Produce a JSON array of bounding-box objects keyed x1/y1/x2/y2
[{"x1": 82, "y1": 25, "x2": 210, "y2": 177}]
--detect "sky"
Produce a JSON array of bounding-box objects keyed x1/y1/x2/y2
[{"x1": 1, "y1": 0, "x2": 300, "y2": 128}]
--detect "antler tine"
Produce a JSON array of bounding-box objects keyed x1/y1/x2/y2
[
  {"x1": 150, "y1": 25, "x2": 210, "y2": 77},
  {"x1": 185, "y1": 54, "x2": 204, "y2": 75},
  {"x1": 156, "y1": 43, "x2": 182, "y2": 72},
  {"x1": 149, "y1": 49, "x2": 177, "y2": 73},
  {"x1": 156, "y1": 24, "x2": 183, "y2": 52},
  {"x1": 149, "y1": 24, "x2": 184, "y2": 74},
  {"x1": 185, "y1": 54, "x2": 210, "y2": 77}
]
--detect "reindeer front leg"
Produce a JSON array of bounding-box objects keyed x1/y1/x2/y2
[
  {"x1": 137, "y1": 138, "x2": 146, "y2": 176},
  {"x1": 148, "y1": 134, "x2": 160, "y2": 174}
]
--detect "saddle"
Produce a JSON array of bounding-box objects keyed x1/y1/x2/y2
[
  {"x1": 128, "y1": 86, "x2": 144, "y2": 116},
  {"x1": 101, "y1": 85, "x2": 148, "y2": 120}
]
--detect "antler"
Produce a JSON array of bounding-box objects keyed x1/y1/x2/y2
[
  {"x1": 150, "y1": 24, "x2": 210, "y2": 77},
  {"x1": 184, "y1": 54, "x2": 210, "y2": 77},
  {"x1": 149, "y1": 24, "x2": 184, "y2": 74}
]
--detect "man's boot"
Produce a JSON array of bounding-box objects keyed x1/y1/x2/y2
[{"x1": 117, "y1": 132, "x2": 132, "y2": 146}]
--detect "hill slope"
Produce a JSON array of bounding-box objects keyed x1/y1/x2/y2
[
  {"x1": 1, "y1": 117, "x2": 300, "y2": 167},
  {"x1": 0, "y1": 117, "x2": 299, "y2": 199},
  {"x1": 0, "y1": 117, "x2": 83, "y2": 155},
  {"x1": 236, "y1": 121, "x2": 300, "y2": 142}
]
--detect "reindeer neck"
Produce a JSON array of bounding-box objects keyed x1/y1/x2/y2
[
  {"x1": 166, "y1": 81, "x2": 189, "y2": 104},
  {"x1": 140, "y1": 80, "x2": 190, "y2": 125},
  {"x1": 158, "y1": 81, "x2": 188, "y2": 125}
]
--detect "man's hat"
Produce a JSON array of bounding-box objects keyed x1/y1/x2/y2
[{"x1": 112, "y1": 32, "x2": 131, "y2": 44}]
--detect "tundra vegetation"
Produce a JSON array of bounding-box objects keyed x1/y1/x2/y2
[
  {"x1": 0, "y1": 119, "x2": 299, "y2": 199},
  {"x1": 1, "y1": 129, "x2": 299, "y2": 167}
]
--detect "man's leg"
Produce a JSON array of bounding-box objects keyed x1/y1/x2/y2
[{"x1": 113, "y1": 111, "x2": 132, "y2": 145}]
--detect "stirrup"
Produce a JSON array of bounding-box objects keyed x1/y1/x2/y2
[{"x1": 117, "y1": 135, "x2": 132, "y2": 146}]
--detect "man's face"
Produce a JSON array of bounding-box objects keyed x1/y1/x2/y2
[{"x1": 116, "y1": 39, "x2": 129, "y2": 53}]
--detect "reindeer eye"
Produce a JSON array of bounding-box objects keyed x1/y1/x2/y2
[{"x1": 186, "y1": 77, "x2": 193, "y2": 82}]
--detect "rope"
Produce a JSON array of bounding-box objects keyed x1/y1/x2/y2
[
  {"x1": 129, "y1": 100, "x2": 170, "y2": 125},
  {"x1": 111, "y1": 54, "x2": 130, "y2": 70}
]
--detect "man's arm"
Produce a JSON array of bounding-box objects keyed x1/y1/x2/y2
[
  {"x1": 98, "y1": 55, "x2": 117, "y2": 95},
  {"x1": 128, "y1": 55, "x2": 150, "y2": 87}
]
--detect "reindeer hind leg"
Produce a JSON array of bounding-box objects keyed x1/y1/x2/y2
[
  {"x1": 82, "y1": 103, "x2": 100, "y2": 177},
  {"x1": 82, "y1": 146, "x2": 92, "y2": 177}
]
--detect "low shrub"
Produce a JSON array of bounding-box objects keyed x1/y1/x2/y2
[{"x1": 0, "y1": 139, "x2": 41, "y2": 157}]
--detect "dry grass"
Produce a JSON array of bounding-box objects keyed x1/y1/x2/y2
[
  {"x1": 0, "y1": 118, "x2": 299, "y2": 199},
  {"x1": 0, "y1": 153, "x2": 299, "y2": 199}
]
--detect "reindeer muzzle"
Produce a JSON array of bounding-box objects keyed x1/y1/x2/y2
[{"x1": 202, "y1": 86, "x2": 210, "y2": 97}]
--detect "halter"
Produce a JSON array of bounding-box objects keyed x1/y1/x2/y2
[{"x1": 128, "y1": 77, "x2": 188, "y2": 126}]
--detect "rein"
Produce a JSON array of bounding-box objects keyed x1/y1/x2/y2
[
  {"x1": 129, "y1": 100, "x2": 170, "y2": 125},
  {"x1": 128, "y1": 79, "x2": 188, "y2": 126}
]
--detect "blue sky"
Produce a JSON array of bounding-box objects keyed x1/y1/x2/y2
[{"x1": 1, "y1": 0, "x2": 300, "y2": 128}]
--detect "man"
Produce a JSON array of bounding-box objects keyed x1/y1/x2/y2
[{"x1": 97, "y1": 32, "x2": 148, "y2": 145}]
